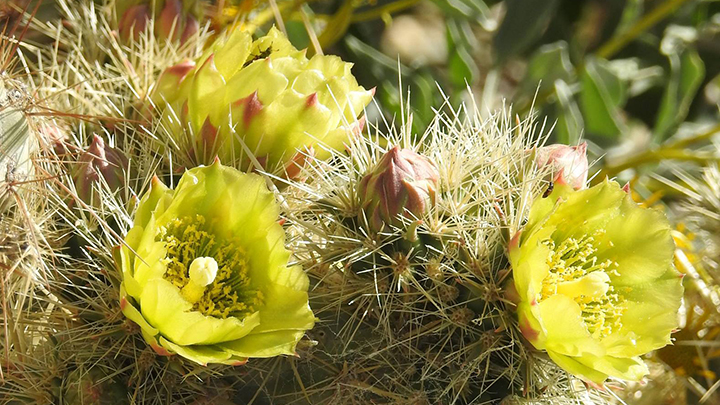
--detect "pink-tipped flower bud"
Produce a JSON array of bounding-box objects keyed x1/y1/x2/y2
[
  {"x1": 535, "y1": 142, "x2": 588, "y2": 190},
  {"x1": 157, "y1": 0, "x2": 183, "y2": 41},
  {"x1": 73, "y1": 135, "x2": 128, "y2": 206},
  {"x1": 180, "y1": 15, "x2": 199, "y2": 44},
  {"x1": 358, "y1": 147, "x2": 440, "y2": 232},
  {"x1": 118, "y1": 4, "x2": 150, "y2": 42}
]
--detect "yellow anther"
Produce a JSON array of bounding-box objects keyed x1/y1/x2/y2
[
  {"x1": 540, "y1": 234, "x2": 625, "y2": 338},
  {"x1": 159, "y1": 215, "x2": 263, "y2": 318}
]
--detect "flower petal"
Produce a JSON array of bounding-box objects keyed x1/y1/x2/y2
[
  {"x1": 220, "y1": 330, "x2": 306, "y2": 358},
  {"x1": 253, "y1": 282, "x2": 316, "y2": 334},
  {"x1": 159, "y1": 338, "x2": 236, "y2": 365},
  {"x1": 576, "y1": 354, "x2": 648, "y2": 382},
  {"x1": 546, "y1": 350, "x2": 609, "y2": 385},
  {"x1": 599, "y1": 196, "x2": 675, "y2": 286},
  {"x1": 140, "y1": 278, "x2": 260, "y2": 346},
  {"x1": 539, "y1": 294, "x2": 604, "y2": 357},
  {"x1": 511, "y1": 225, "x2": 554, "y2": 303},
  {"x1": 606, "y1": 266, "x2": 683, "y2": 357},
  {"x1": 120, "y1": 286, "x2": 158, "y2": 337}
]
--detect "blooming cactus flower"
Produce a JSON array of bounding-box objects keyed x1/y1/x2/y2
[
  {"x1": 72, "y1": 135, "x2": 128, "y2": 206},
  {"x1": 152, "y1": 27, "x2": 373, "y2": 171},
  {"x1": 118, "y1": 161, "x2": 315, "y2": 365},
  {"x1": 509, "y1": 180, "x2": 683, "y2": 384},
  {"x1": 358, "y1": 146, "x2": 439, "y2": 232},
  {"x1": 117, "y1": 0, "x2": 201, "y2": 43},
  {"x1": 535, "y1": 142, "x2": 588, "y2": 190}
]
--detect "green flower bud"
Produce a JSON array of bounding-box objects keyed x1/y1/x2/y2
[
  {"x1": 152, "y1": 27, "x2": 373, "y2": 171},
  {"x1": 118, "y1": 161, "x2": 315, "y2": 365},
  {"x1": 508, "y1": 180, "x2": 683, "y2": 384},
  {"x1": 358, "y1": 146, "x2": 439, "y2": 232}
]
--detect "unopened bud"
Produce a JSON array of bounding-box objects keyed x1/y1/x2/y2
[
  {"x1": 118, "y1": 4, "x2": 150, "y2": 42},
  {"x1": 73, "y1": 135, "x2": 128, "y2": 205},
  {"x1": 358, "y1": 146, "x2": 439, "y2": 232},
  {"x1": 535, "y1": 142, "x2": 588, "y2": 190}
]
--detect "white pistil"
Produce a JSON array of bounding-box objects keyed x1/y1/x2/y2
[
  {"x1": 556, "y1": 271, "x2": 610, "y2": 299},
  {"x1": 182, "y1": 257, "x2": 218, "y2": 303}
]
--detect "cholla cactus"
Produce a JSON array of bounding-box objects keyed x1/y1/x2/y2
[
  {"x1": 119, "y1": 162, "x2": 315, "y2": 365},
  {"x1": 509, "y1": 181, "x2": 683, "y2": 384},
  {"x1": 152, "y1": 27, "x2": 373, "y2": 171},
  {"x1": 116, "y1": 0, "x2": 202, "y2": 43},
  {"x1": 259, "y1": 105, "x2": 613, "y2": 403}
]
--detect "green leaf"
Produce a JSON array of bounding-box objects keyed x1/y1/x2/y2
[
  {"x1": 493, "y1": 0, "x2": 561, "y2": 62},
  {"x1": 432, "y1": 0, "x2": 491, "y2": 22},
  {"x1": 284, "y1": 20, "x2": 310, "y2": 51},
  {"x1": 553, "y1": 79, "x2": 584, "y2": 144},
  {"x1": 446, "y1": 19, "x2": 478, "y2": 88},
  {"x1": 579, "y1": 58, "x2": 627, "y2": 139},
  {"x1": 317, "y1": 0, "x2": 355, "y2": 50},
  {"x1": 520, "y1": 41, "x2": 574, "y2": 96},
  {"x1": 654, "y1": 49, "x2": 705, "y2": 141},
  {"x1": 344, "y1": 35, "x2": 406, "y2": 78}
]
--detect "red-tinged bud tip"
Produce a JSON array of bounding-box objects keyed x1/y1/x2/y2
[
  {"x1": 621, "y1": 182, "x2": 631, "y2": 194},
  {"x1": 305, "y1": 92, "x2": 318, "y2": 108},
  {"x1": 150, "y1": 344, "x2": 173, "y2": 356},
  {"x1": 73, "y1": 136, "x2": 128, "y2": 205},
  {"x1": 508, "y1": 231, "x2": 522, "y2": 251},
  {"x1": 165, "y1": 60, "x2": 195, "y2": 79},
  {"x1": 284, "y1": 147, "x2": 315, "y2": 180},
  {"x1": 235, "y1": 91, "x2": 263, "y2": 129}
]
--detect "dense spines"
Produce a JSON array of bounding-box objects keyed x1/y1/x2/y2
[{"x1": 0, "y1": 2, "x2": 623, "y2": 404}]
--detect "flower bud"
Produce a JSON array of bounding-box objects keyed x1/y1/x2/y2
[
  {"x1": 535, "y1": 142, "x2": 588, "y2": 190},
  {"x1": 73, "y1": 135, "x2": 128, "y2": 205},
  {"x1": 118, "y1": 4, "x2": 150, "y2": 42},
  {"x1": 358, "y1": 147, "x2": 439, "y2": 232},
  {"x1": 151, "y1": 27, "x2": 373, "y2": 171},
  {"x1": 116, "y1": 0, "x2": 202, "y2": 44},
  {"x1": 157, "y1": 0, "x2": 183, "y2": 41}
]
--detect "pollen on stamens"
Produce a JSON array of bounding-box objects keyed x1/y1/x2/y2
[
  {"x1": 158, "y1": 215, "x2": 263, "y2": 318},
  {"x1": 540, "y1": 233, "x2": 626, "y2": 339}
]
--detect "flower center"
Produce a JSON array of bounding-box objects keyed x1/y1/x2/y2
[
  {"x1": 540, "y1": 234, "x2": 625, "y2": 339},
  {"x1": 158, "y1": 215, "x2": 264, "y2": 319}
]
